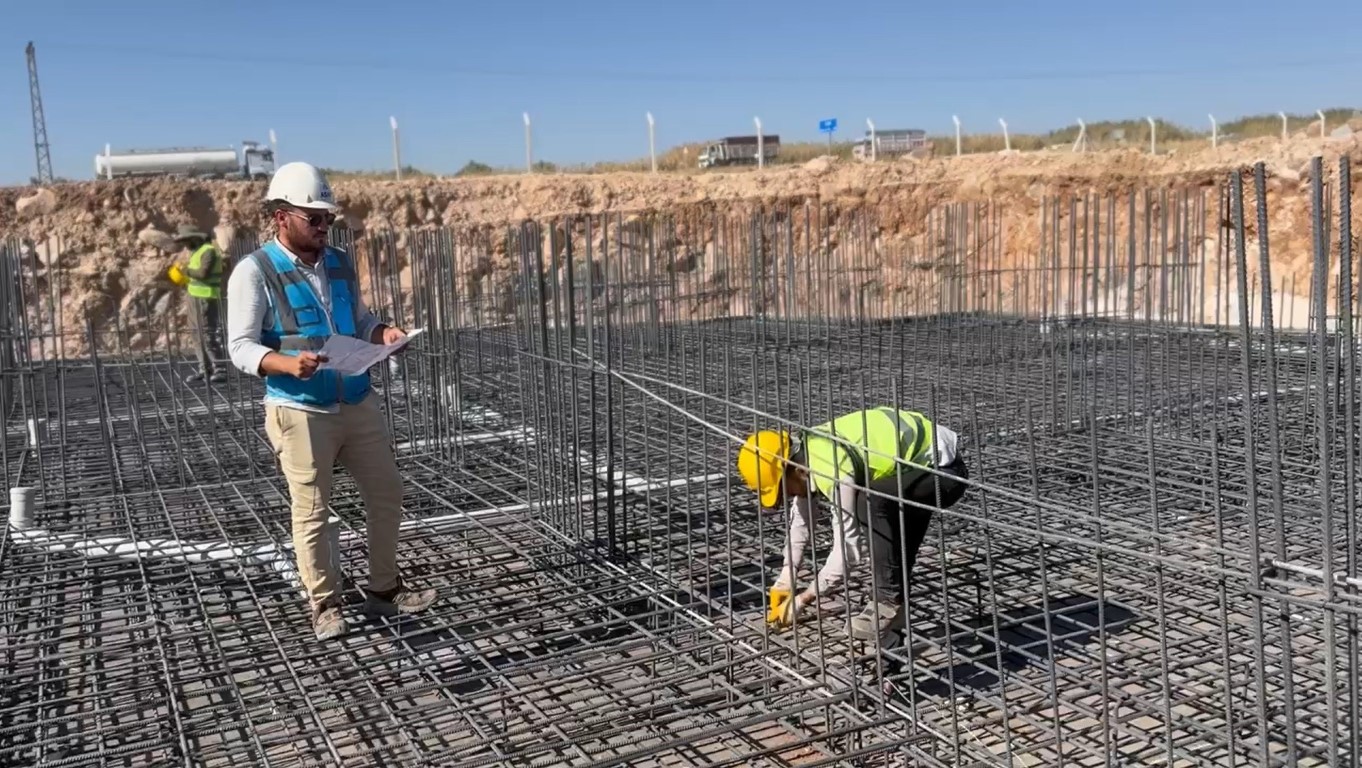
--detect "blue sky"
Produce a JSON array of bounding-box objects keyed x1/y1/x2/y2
[{"x1": 2, "y1": 0, "x2": 1359, "y2": 185}]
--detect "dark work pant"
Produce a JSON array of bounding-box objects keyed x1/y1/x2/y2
[
  {"x1": 192, "y1": 297, "x2": 224, "y2": 376},
  {"x1": 860, "y1": 455, "x2": 970, "y2": 603}
]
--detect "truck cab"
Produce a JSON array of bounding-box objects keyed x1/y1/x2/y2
[
  {"x1": 240, "y1": 142, "x2": 276, "y2": 179},
  {"x1": 698, "y1": 144, "x2": 721, "y2": 169}
]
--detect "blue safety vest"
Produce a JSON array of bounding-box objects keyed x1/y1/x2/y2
[{"x1": 251, "y1": 240, "x2": 371, "y2": 407}]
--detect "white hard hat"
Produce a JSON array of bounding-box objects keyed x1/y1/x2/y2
[{"x1": 265, "y1": 161, "x2": 340, "y2": 212}]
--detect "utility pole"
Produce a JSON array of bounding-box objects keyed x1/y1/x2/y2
[{"x1": 26, "y1": 42, "x2": 54, "y2": 185}]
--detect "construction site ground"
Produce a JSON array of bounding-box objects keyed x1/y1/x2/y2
[{"x1": 2, "y1": 139, "x2": 1362, "y2": 766}]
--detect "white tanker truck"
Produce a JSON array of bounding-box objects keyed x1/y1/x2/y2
[{"x1": 93, "y1": 141, "x2": 276, "y2": 180}]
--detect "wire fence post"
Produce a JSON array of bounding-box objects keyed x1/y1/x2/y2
[
  {"x1": 523, "y1": 112, "x2": 533, "y2": 173},
  {"x1": 390, "y1": 116, "x2": 401, "y2": 182},
  {"x1": 755, "y1": 117, "x2": 764, "y2": 169},
  {"x1": 646, "y1": 112, "x2": 656, "y2": 173}
]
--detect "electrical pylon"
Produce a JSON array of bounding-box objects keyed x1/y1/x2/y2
[{"x1": 26, "y1": 41, "x2": 54, "y2": 185}]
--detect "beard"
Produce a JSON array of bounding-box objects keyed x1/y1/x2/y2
[{"x1": 282, "y1": 224, "x2": 327, "y2": 259}]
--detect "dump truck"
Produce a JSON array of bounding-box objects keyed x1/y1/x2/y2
[
  {"x1": 698, "y1": 135, "x2": 780, "y2": 168},
  {"x1": 93, "y1": 141, "x2": 276, "y2": 180},
  {"x1": 853, "y1": 129, "x2": 932, "y2": 161}
]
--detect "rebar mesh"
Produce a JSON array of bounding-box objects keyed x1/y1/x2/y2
[{"x1": 2, "y1": 158, "x2": 1360, "y2": 767}]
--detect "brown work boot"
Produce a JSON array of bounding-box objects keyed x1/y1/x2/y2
[
  {"x1": 312, "y1": 600, "x2": 349, "y2": 641},
  {"x1": 363, "y1": 578, "x2": 437, "y2": 619}
]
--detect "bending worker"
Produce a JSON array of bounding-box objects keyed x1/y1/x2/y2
[
  {"x1": 173, "y1": 226, "x2": 227, "y2": 384},
  {"x1": 737, "y1": 407, "x2": 969, "y2": 640},
  {"x1": 226, "y1": 161, "x2": 436, "y2": 641}
]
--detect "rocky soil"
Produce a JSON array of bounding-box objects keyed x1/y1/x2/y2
[{"x1": 2, "y1": 127, "x2": 1361, "y2": 358}]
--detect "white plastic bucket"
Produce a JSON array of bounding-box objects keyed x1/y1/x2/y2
[{"x1": 9, "y1": 486, "x2": 35, "y2": 530}]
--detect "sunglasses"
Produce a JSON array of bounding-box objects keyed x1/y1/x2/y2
[{"x1": 284, "y1": 209, "x2": 338, "y2": 228}]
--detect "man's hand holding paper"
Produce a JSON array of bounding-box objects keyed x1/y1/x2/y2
[{"x1": 318, "y1": 328, "x2": 424, "y2": 376}]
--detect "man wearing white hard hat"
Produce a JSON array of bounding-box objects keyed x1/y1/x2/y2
[{"x1": 225, "y1": 161, "x2": 436, "y2": 641}]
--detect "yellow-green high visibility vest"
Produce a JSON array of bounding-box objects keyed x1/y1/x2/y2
[
  {"x1": 803, "y1": 407, "x2": 937, "y2": 499},
  {"x1": 186, "y1": 243, "x2": 224, "y2": 299}
]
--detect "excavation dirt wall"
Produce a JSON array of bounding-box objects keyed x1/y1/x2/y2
[{"x1": 2, "y1": 131, "x2": 1360, "y2": 358}]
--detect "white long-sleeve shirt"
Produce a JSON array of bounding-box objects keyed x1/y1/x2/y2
[
  {"x1": 772, "y1": 482, "x2": 865, "y2": 597},
  {"x1": 225, "y1": 238, "x2": 383, "y2": 414}
]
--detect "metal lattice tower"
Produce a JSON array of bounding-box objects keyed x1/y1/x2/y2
[{"x1": 26, "y1": 41, "x2": 54, "y2": 185}]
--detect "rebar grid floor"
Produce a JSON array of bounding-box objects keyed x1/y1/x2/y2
[
  {"x1": 6, "y1": 310, "x2": 1360, "y2": 766},
  {"x1": 1, "y1": 471, "x2": 920, "y2": 767},
  {"x1": 3, "y1": 364, "x2": 933, "y2": 768},
  {"x1": 455, "y1": 313, "x2": 1360, "y2": 768}
]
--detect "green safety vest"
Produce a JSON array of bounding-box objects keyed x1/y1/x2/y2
[
  {"x1": 803, "y1": 407, "x2": 937, "y2": 499},
  {"x1": 186, "y1": 243, "x2": 224, "y2": 299}
]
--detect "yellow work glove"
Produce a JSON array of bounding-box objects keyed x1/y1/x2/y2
[
  {"x1": 767, "y1": 588, "x2": 815, "y2": 629},
  {"x1": 766, "y1": 588, "x2": 792, "y2": 626}
]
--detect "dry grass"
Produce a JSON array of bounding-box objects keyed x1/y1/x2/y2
[
  {"x1": 323, "y1": 108, "x2": 1360, "y2": 180},
  {"x1": 321, "y1": 165, "x2": 438, "y2": 181}
]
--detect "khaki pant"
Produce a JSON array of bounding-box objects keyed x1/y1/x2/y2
[{"x1": 264, "y1": 393, "x2": 404, "y2": 608}]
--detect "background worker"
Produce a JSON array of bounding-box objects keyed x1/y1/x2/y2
[
  {"x1": 225, "y1": 161, "x2": 436, "y2": 641},
  {"x1": 172, "y1": 226, "x2": 227, "y2": 384},
  {"x1": 737, "y1": 407, "x2": 970, "y2": 641}
]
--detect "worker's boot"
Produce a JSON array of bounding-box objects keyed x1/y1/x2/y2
[
  {"x1": 312, "y1": 599, "x2": 349, "y2": 641},
  {"x1": 184, "y1": 372, "x2": 205, "y2": 384},
  {"x1": 363, "y1": 578, "x2": 438, "y2": 619},
  {"x1": 849, "y1": 599, "x2": 906, "y2": 641},
  {"x1": 209, "y1": 371, "x2": 227, "y2": 383}
]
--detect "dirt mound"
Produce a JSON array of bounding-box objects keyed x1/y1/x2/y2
[
  {"x1": 5, "y1": 133, "x2": 1356, "y2": 240},
  {"x1": 2, "y1": 132, "x2": 1360, "y2": 358}
]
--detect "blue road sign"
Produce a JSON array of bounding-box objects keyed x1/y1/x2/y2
[{"x1": 819, "y1": 118, "x2": 838, "y2": 133}]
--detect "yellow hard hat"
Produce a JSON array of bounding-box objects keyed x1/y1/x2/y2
[
  {"x1": 737, "y1": 430, "x2": 791, "y2": 508},
  {"x1": 167, "y1": 264, "x2": 188, "y2": 287}
]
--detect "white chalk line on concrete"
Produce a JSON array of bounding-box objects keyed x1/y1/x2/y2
[
  {"x1": 5, "y1": 400, "x2": 238, "y2": 437},
  {"x1": 393, "y1": 427, "x2": 533, "y2": 452},
  {"x1": 468, "y1": 404, "x2": 726, "y2": 498},
  {"x1": 6, "y1": 470, "x2": 724, "y2": 585},
  {"x1": 7, "y1": 404, "x2": 725, "y2": 580},
  {"x1": 7, "y1": 528, "x2": 285, "y2": 564}
]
